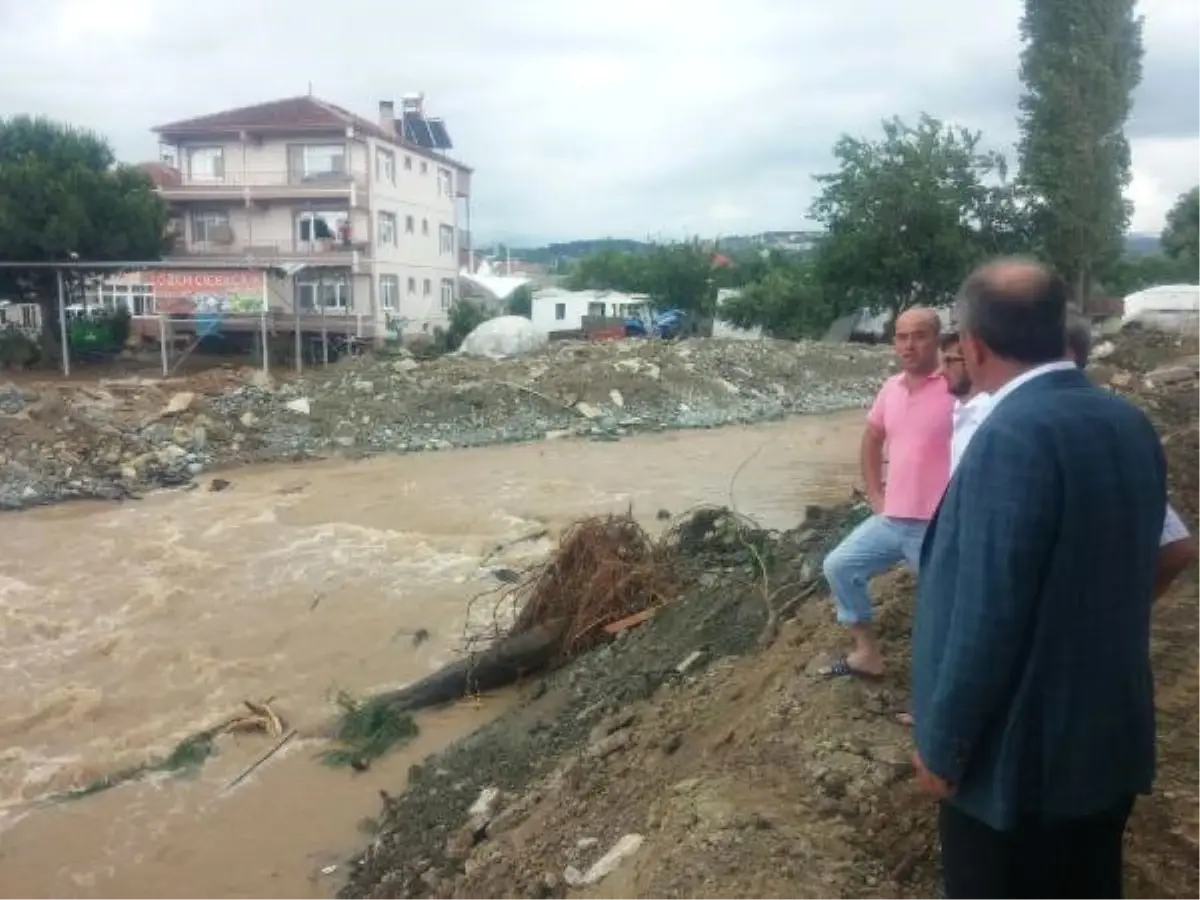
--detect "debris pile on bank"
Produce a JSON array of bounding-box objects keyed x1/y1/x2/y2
[
  {"x1": 507, "y1": 516, "x2": 678, "y2": 658},
  {"x1": 0, "y1": 338, "x2": 892, "y2": 510},
  {"x1": 338, "y1": 497, "x2": 872, "y2": 899},
  {"x1": 340, "y1": 326, "x2": 1198, "y2": 900}
]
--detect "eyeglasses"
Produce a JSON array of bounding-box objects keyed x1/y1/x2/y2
[{"x1": 942, "y1": 355, "x2": 965, "y2": 365}]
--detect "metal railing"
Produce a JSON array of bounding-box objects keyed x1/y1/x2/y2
[
  {"x1": 166, "y1": 169, "x2": 369, "y2": 191},
  {"x1": 175, "y1": 238, "x2": 372, "y2": 258}
]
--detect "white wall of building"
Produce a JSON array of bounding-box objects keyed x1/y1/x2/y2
[
  {"x1": 530, "y1": 289, "x2": 649, "y2": 335},
  {"x1": 366, "y1": 136, "x2": 460, "y2": 334}
]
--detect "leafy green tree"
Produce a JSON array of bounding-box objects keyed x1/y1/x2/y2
[
  {"x1": 1099, "y1": 252, "x2": 1197, "y2": 297},
  {"x1": 639, "y1": 240, "x2": 719, "y2": 316},
  {"x1": 438, "y1": 299, "x2": 489, "y2": 352},
  {"x1": 720, "y1": 257, "x2": 845, "y2": 338},
  {"x1": 565, "y1": 249, "x2": 648, "y2": 293},
  {"x1": 1017, "y1": 0, "x2": 1144, "y2": 308},
  {"x1": 567, "y1": 240, "x2": 719, "y2": 315},
  {"x1": 809, "y1": 114, "x2": 1023, "y2": 321},
  {"x1": 0, "y1": 115, "x2": 170, "y2": 351},
  {"x1": 1161, "y1": 186, "x2": 1199, "y2": 273},
  {"x1": 504, "y1": 284, "x2": 533, "y2": 317}
]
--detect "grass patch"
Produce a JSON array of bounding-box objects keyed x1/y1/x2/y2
[
  {"x1": 54, "y1": 729, "x2": 220, "y2": 802},
  {"x1": 320, "y1": 692, "x2": 420, "y2": 768}
]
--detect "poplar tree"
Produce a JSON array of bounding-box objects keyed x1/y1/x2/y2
[{"x1": 1017, "y1": 0, "x2": 1144, "y2": 308}]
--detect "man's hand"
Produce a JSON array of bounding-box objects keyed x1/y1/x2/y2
[
  {"x1": 912, "y1": 751, "x2": 955, "y2": 799},
  {"x1": 867, "y1": 490, "x2": 885, "y2": 516}
]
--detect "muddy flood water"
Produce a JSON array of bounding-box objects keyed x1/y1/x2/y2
[{"x1": 0, "y1": 410, "x2": 864, "y2": 898}]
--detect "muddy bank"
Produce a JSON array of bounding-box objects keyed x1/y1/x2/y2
[
  {"x1": 341, "y1": 328, "x2": 1198, "y2": 899},
  {"x1": 0, "y1": 338, "x2": 891, "y2": 510},
  {"x1": 339, "y1": 500, "x2": 872, "y2": 898}
]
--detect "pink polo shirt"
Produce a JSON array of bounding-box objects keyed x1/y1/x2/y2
[{"x1": 866, "y1": 371, "x2": 954, "y2": 521}]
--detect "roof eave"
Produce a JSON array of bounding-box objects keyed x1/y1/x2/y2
[{"x1": 152, "y1": 123, "x2": 359, "y2": 139}]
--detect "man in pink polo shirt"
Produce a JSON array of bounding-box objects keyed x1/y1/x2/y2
[{"x1": 820, "y1": 307, "x2": 954, "y2": 679}]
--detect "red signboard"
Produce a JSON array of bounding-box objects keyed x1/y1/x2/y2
[{"x1": 148, "y1": 269, "x2": 266, "y2": 316}]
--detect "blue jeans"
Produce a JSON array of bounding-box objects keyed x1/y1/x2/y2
[{"x1": 822, "y1": 515, "x2": 927, "y2": 626}]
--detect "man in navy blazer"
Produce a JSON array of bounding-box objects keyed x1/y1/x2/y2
[{"x1": 911, "y1": 259, "x2": 1166, "y2": 898}]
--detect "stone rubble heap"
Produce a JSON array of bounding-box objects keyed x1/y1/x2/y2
[{"x1": 0, "y1": 338, "x2": 894, "y2": 510}]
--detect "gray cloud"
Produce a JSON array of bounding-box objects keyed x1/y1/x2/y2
[{"x1": 0, "y1": 0, "x2": 1194, "y2": 244}]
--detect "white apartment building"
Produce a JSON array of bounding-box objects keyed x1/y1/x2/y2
[{"x1": 131, "y1": 92, "x2": 472, "y2": 342}]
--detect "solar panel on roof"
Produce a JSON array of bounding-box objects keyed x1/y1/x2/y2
[
  {"x1": 402, "y1": 112, "x2": 435, "y2": 148},
  {"x1": 427, "y1": 119, "x2": 453, "y2": 149}
]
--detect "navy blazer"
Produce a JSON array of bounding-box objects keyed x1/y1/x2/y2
[{"x1": 912, "y1": 367, "x2": 1166, "y2": 830}]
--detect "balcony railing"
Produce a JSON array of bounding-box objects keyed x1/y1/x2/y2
[
  {"x1": 172, "y1": 238, "x2": 372, "y2": 260},
  {"x1": 163, "y1": 169, "x2": 369, "y2": 192}
]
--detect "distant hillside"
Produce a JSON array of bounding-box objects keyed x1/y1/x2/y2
[
  {"x1": 1124, "y1": 233, "x2": 1162, "y2": 256},
  {"x1": 489, "y1": 239, "x2": 651, "y2": 266},
  {"x1": 493, "y1": 231, "x2": 1163, "y2": 264},
  {"x1": 498, "y1": 232, "x2": 823, "y2": 264}
]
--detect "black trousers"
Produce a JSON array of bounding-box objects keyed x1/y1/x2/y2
[{"x1": 939, "y1": 797, "x2": 1135, "y2": 899}]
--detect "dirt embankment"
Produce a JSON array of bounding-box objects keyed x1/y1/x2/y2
[
  {"x1": 0, "y1": 338, "x2": 891, "y2": 510},
  {"x1": 340, "y1": 328, "x2": 1199, "y2": 900}
]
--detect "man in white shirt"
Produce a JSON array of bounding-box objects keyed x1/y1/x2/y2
[
  {"x1": 940, "y1": 324, "x2": 1196, "y2": 595},
  {"x1": 940, "y1": 332, "x2": 993, "y2": 474}
]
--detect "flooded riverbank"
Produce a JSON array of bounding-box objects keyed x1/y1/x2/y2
[{"x1": 0, "y1": 410, "x2": 864, "y2": 897}]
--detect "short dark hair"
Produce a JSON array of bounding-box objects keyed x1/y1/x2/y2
[
  {"x1": 939, "y1": 331, "x2": 960, "y2": 351},
  {"x1": 1065, "y1": 315, "x2": 1092, "y2": 369},
  {"x1": 956, "y1": 259, "x2": 1068, "y2": 364}
]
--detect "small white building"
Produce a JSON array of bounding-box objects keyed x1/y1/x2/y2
[{"x1": 530, "y1": 288, "x2": 650, "y2": 336}]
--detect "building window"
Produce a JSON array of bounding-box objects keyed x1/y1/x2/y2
[
  {"x1": 96, "y1": 283, "x2": 155, "y2": 316},
  {"x1": 407, "y1": 276, "x2": 417, "y2": 294},
  {"x1": 377, "y1": 212, "x2": 397, "y2": 247},
  {"x1": 379, "y1": 274, "x2": 400, "y2": 310},
  {"x1": 440, "y1": 278, "x2": 455, "y2": 311},
  {"x1": 403, "y1": 155, "x2": 412, "y2": 171},
  {"x1": 289, "y1": 144, "x2": 346, "y2": 182},
  {"x1": 437, "y1": 167, "x2": 453, "y2": 196},
  {"x1": 297, "y1": 279, "x2": 350, "y2": 311},
  {"x1": 191, "y1": 209, "x2": 232, "y2": 244},
  {"x1": 587, "y1": 302, "x2": 606, "y2": 317},
  {"x1": 296, "y1": 210, "x2": 349, "y2": 246},
  {"x1": 376, "y1": 148, "x2": 395, "y2": 184},
  {"x1": 422, "y1": 278, "x2": 431, "y2": 296},
  {"x1": 187, "y1": 146, "x2": 225, "y2": 182},
  {"x1": 421, "y1": 218, "x2": 429, "y2": 236},
  {"x1": 438, "y1": 224, "x2": 455, "y2": 256},
  {"x1": 405, "y1": 215, "x2": 414, "y2": 234},
  {"x1": 554, "y1": 303, "x2": 566, "y2": 321},
  {"x1": 419, "y1": 160, "x2": 428, "y2": 175}
]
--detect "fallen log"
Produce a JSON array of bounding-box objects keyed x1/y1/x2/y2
[
  {"x1": 318, "y1": 623, "x2": 568, "y2": 767},
  {"x1": 369, "y1": 621, "x2": 566, "y2": 716},
  {"x1": 377, "y1": 623, "x2": 564, "y2": 712}
]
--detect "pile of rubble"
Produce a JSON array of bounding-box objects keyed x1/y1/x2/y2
[{"x1": 0, "y1": 338, "x2": 892, "y2": 510}]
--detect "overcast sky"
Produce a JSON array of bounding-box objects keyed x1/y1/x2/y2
[{"x1": 0, "y1": 0, "x2": 1195, "y2": 246}]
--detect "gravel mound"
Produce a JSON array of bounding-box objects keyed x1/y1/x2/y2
[{"x1": 0, "y1": 338, "x2": 893, "y2": 510}]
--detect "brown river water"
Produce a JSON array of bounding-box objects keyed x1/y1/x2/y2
[{"x1": 0, "y1": 410, "x2": 863, "y2": 898}]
